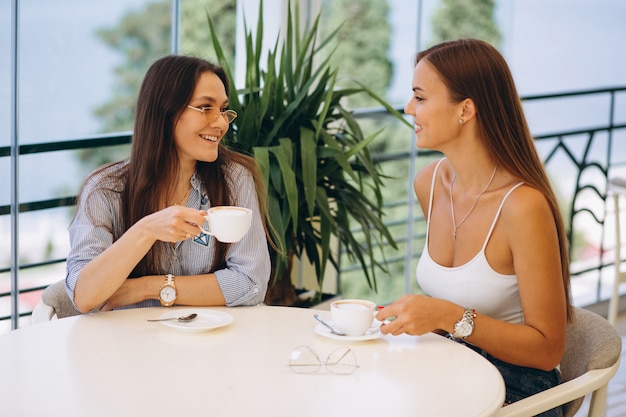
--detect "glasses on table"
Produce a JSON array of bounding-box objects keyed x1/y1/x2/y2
[
  {"x1": 288, "y1": 345, "x2": 359, "y2": 375},
  {"x1": 186, "y1": 105, "x2": 238, "y2": 124}
]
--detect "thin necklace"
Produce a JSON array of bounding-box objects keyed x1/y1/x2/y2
[
  {"x1": 449, "y1": 165, "x2": 497, "y2": 240},
  {"x1": 171, "y1": 185, "x2": 192, "y2": 206}
]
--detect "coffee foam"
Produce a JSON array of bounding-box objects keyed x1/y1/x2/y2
[
  {"x1": 210, "y1": 207, "x2": 250, "y2": 215},
  {"x1": 334, "y1": 302, "x2": 370, "y2": 310}
]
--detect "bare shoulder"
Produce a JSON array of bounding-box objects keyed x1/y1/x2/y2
[
  {"x1": 414, "y1": 159, "x2": 445, "y2": 200},
  {"x1": 500, "y1": 183, "x2": 556, "y2": 235},
  {"x1": 501, "y1": 184, "x2": 551, "y2": 215}
]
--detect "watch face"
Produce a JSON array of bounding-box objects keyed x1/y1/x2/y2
[
  {"x1": 458, "y1": 322, "x2": 472, "y2": 336},
  {"x1": 160, "y1": 286, "x2": 177, "y2": 303}
]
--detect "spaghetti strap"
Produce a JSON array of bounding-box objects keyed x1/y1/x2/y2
[
  {"x1": 481, "y1": 182, "x2": 525, "y2": 251},
  {"x1": 425, "y1": 159, "x2": 447, "y2": 241}
]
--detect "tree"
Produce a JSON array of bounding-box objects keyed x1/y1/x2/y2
[
  {"x1": 430, "y1": 0, "x2": 501, "y2": 47},
  {"x1": 178, "y1": 0, "x2": 236, "y2": 62},
  {"x1": 77, "y1": 0, "x2": 236, "y2": 169},
  {"x1": 320, "y1": 0, "x2": 392, "y2": 108},
  {"x1": 93, "y1": 1, "x2": 172, "y2": 134}
]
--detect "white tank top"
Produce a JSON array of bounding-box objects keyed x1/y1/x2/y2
[{"x1": 416, "y1": 159, "x2": 525, "y2": 324}]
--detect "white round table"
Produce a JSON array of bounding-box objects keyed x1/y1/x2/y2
[{"x1": 0, "y1": 305, "x2": 505, "y2": 417}]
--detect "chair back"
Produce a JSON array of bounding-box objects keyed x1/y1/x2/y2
[{"x1": 561, "y1": 307, "x2": 622, "y2": 416}]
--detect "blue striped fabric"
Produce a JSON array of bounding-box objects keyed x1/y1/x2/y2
[{"x1": 65, "y1": 161, "x2": 271, "y2": 308}]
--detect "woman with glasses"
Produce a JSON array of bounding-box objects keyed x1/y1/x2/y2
[
  {"x1": 376, "y1": 39, "x2": 571, "y2": 416},
  {"x1": 65, "y1": 55, "x2": 271, "y2": 312}
]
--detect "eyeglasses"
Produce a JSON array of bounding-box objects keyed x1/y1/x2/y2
[
  {"x1": 186, "y1": 105, "x2": 237, "y2": 124},
  {"x1": 288, "y1": 345, "x2": 359, "y2": 375}
]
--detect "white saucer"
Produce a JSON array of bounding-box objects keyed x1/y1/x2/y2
[
  {"x1": 157, "y1": 309, "x2": 234, "y2": 333},
  {"x1": 314, "y1": 322, "x2": 383, "y2": 341}
]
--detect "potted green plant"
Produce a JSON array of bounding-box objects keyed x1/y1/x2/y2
[{"x1": 207, "y1": 1, "x2": 408, "y2": 305}]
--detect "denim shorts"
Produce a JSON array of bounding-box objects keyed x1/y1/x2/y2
[{"x1": 452, "y1": 337, "x2": 563, "y2": 417}]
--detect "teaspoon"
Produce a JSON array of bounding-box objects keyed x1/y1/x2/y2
[
  {"x1": 147, "y1": 313, "x2": 198, "y2": 322},
  {"x1": 313, "y1": 313, "x2": 345, "y2": 336}
]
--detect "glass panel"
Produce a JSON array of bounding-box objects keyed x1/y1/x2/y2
[
  {"x1": 321, "y1": 0, "x2": 626, "y2": 306},
  {"x1": 320, "y1": 0, "x2": 420, "y2": 109},
  {"x1": 179, "y1": 0, "x2": 237, "y2": 64},
  {"x1": 0, "y1": 0, "x2": 174, "y2": 333},
  {"x1": 0, "y1": 1, "x2": 11, "y2": 150},
  {"x1": 17, "y1": 0, "x2": 163, "y2": 144}
]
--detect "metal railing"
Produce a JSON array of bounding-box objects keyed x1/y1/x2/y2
[{"x1": 2, "y1": 86, "x2": 626, "y2": 328}]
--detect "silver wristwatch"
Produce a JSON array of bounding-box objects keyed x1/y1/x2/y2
[{"x1": 453, "y1": 308, "x2": 476, "y2": 339}]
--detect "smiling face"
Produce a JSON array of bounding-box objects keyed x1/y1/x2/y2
[
  {"x1": 173, "y1": 71, "x2": 231, "y2": 167},
  {"x1": 404, "y1": 59, "x2": 464, "y2": 151}
]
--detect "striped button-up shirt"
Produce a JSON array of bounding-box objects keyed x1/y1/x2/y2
[{"x1": 65, "y1": 161, "x2": 271, "y2": 308}]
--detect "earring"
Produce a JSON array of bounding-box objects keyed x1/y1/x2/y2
[{"x1": 459, "y1": 118, "x2": 464, "y2": 125}]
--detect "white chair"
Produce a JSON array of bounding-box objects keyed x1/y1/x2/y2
[
  {"x1": 608, "y1": 177, "x2": 626, "y2": 326},
  {"x1": 31, "y1": 279, "x2": 83, "y2": 324},
  {"x1": 494, "y1": 307, "x2": 622, "y2": 417},
  {"x1": 31, "y1": 300, "x2": 56, "y2": 323}
]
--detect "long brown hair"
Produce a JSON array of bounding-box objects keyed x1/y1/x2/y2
[
  {"x1": 416, "y1": 39, "x2": 572, "y2": 321},
  {"x1": 81, "y1": 55, "x2": 270, "y2": 277}
]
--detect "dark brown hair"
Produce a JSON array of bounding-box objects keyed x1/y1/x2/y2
[{"x1": 416, "y1": 39, "x2": 572, "y2": 321}]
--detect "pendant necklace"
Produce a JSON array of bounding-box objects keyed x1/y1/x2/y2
[{"x1": 449, "y1": 165, "x2": 497, "y2": 240}]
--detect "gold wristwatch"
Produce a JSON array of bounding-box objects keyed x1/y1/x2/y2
[{"x1": 159, "y1": 274, "x2": 177, "y2": 307}]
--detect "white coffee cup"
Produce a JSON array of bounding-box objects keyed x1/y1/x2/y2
[
  {"x1": 199, "y1": 206, "x2": 252, "y2": 243},
  {"x1": 330, "y1": 299, "x2": 376, "y2": 336}
]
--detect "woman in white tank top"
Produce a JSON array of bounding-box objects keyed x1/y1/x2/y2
[{"x1": 376, "y1": 39, "x2": 572, "y2": 416}]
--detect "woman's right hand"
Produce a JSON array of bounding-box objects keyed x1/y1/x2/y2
[
  {"x1": 378, "y1": 294, "x2": 462, "y2": 336},
  {"x1": 139, "y1": 205, "x2": 207, "y2": 243}
]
